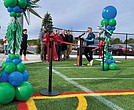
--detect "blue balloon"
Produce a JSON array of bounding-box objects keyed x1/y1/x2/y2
[
  {"x1": 8, "y1": 71, "x2": 23, "y2": 86},
  {"x1": 106, "y1": 25, "x2": 112, "y2": 30},
  {"x1": 6, "y1": 58, "x2": 13, "y2": 63},
  {"x1": 12, "y1": 58, "x2": 22, "y2": 65},
  {"x1": 18, "y1": 58, "x2": 22, "y2": 63},
  {"x1": 105, "y1": 59, "x2": 112, "y2": 65},
  {"x1": 111, "y1": 59, "x2": 116, "y2": 63},
  {"x1": 0, "y1": 71, "x2": 9, "y2": 82},
  {"x1": 13, "y1": 6, "x2": 21, "y2": 13},
  {"x1": 107, "y1": 53, "x2": 112, "y2": 56},
  {"x1": 111, "y1": 26, "x2": 116, "y2": 30},
  {"x1": 22, "y1": 70, "x2": 29, "y2": 81},
  {"x1": 102, "y1": 6, "x2": 117, "y2": 20},
  {"x1": 19, "y1": 9, "x2": 24, "y2": 13},
  {"x1": 7, "y1": 7, "x2": 13, "y2": 13}
]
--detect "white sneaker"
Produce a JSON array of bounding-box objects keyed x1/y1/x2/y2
[
  {"x1": 90, "y1": 60, "x2": 93, "y2": 66},
  {"x1": 87, "y1": 63, "x2": 90, "y2": 66}
]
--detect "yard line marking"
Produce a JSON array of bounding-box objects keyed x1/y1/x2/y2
[
  {"x1": 18, "y1": 101, "x2": 28, "y2": 110},
  {"x1": 76, "y1": 96, "x2": 87, "y2": 110},
  {"x1": 27, "y1": 97, "x2": 37, "y2": 110},
  {"x1": 53, "y1": 66, "x2": 134, "y2": 69},
  {"x1": 70, "y1": 78, "x2": 134, "y2": 80},
  {"x1": 50, "y1": 68, "x2": 124, "y2": 110},
  {"x1": 18, "y1": 90, "x2": 134, "y2": 110},
  {"x1": 53, "y1": 67, "x2": 98, "y2": 68}
]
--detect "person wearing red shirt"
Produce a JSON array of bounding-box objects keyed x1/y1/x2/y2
[
  {"x1": 3, "y1": 36, "x2": 8, "y2": 55},
  {"x1": 55, "y1": 30, "x2": 63, "y2": 61},
  {"x1": 43, "y1": 32, "x2": 58, "y2": 62}
]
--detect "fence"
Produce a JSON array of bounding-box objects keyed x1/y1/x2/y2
[{"x1": 53, "y1": 27, "x2": 134, "y2": 59}]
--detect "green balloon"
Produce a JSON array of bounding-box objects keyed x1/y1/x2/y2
[
  {"x1": 104, "y1": 46, "x2": 108, "y2": 51},
  {"x1": 109, "y1": 56, "x2": 113, "y2": 60},
  {"x1": 101, "y1": 63, "x2": 109, "y2": 71},
  {"x1": 18, "y1": 0, "x2": 27, "y2": 8},
  {"x1": 109, "y1": 30, "x2": 113, "y2": 34},
  {"x1": 106, "y1": 52, "x2": 111, "y2": 55},
  {"x1": 27, "y1": 2, "x2": 31, "y2": 7},
  {"x1": 16, "y1": 13, "x2": 21, "y2": 18},
  {"x1": 15, "y1": 54, "x2": 20, "y2": 59},
  {"x1": 109, "y1": 18, "x2": 117, "y2": 26},
  {"x1": 17, "y1": 63, "x2": 25, "y2": 73},
  {"x1": 4, "y1": 0, "x2": 17, "y2": 8},
  {"x1": 2, "y1": 62, "x2": 7, "y2": 68},
  {"x1": 15, "y1": 81, "x2": 33, "y2": 101},
  {"x1": 9, "y1": 54, "x2": 16, "y2": 60},
  {"x1": 109, "y1": 63, "x2": 117, "y2": 70},
  {"x1": 101, "y1": 19, "x2": 109, "y2": 27},
  {"x1": 10, "y1": 12, "x2": 16, "y2": 17},
  {"x1": 104, "y1": 55, "x2": 109, "y2": 59},
  {"x1": 5, "y1": 63, "x2": 16, "y2": 73},
  {"x1": 0, "y1": 82, "x2": 15, "y2": 104}
]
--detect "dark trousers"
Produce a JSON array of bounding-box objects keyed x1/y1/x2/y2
[
  {"x1": 56, "y1": 45, "x2": 62, "y2": 61},
  {"x1": 20, "y1": 47, "x2": 27, "y2": 56},
  {"x1": 40, "y1": 44, "x2": 47, "y2": 61},
  {"x1": 84, "y1": 47, "x2": 93, "y2": 62}
]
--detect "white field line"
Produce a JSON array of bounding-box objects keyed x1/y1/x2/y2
[
  {"x1": 53, "y1": 67, "x2": 99, "y2": 68},
  {"x1": 49, "y1": 68, "x2": 123, "y2": 110},
  {"x1": 70, "y1": 78, "x2": 134, "y2": 80},
  {"x1": 53, "y1": 67, "x2": 134, "y2": 69}
]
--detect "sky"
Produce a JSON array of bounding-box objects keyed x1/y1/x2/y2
[{"x1": 0, "y1": 0, "x2": 134, "y2": 40}]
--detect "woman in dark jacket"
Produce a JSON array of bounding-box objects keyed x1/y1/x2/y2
[
  {"x1": 20, "y1": 29, "x2": 28, "y2": 61},
  {"x1": 60, "y1": 30, "x2": 68, "y2": 60}
]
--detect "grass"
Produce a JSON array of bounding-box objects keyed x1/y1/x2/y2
[{"x1": 0, "y1": 58, "x2": 134, "y2": 110}]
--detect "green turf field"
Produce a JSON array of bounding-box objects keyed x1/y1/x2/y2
[{"x1": 0, "y1": 59, "x2": 134, "y2": 110}]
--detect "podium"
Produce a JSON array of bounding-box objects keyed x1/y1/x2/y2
[
  {"x1": 75, "y1": 37, "x2": 97, "y2": 66},
  {"x1": 75, "y1": 37, "x2": 85, "y2": 66}
]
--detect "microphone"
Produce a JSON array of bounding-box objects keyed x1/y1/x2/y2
[{"x1": 78, "y1": 32, "x2": 85, "y2": 38}]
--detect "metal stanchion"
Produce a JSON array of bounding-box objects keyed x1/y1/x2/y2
[{"x1": 40, "y1": 34, "x2": 60, "y2": 96}]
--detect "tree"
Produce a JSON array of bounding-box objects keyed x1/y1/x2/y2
[
  {"x1": 37, "y1": 12, "x2": 53, "y2": 54},
  {"x1": 41, "y1": 12, "x2": 53, "y2": 32},
  {"x1": 124, "y1": 38, "x2": 134, "y2": 44},
  {"x1": 110, "y1": 38, "x2": 123, "y2": 44}
]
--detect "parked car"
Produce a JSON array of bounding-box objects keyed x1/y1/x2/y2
[
  {"x1": 93, "y1": 40, "x2": 100, "y2": 55},
  {"x1": 128, "y1": 43, "x2": 134, "y2": 49},
  {"x1": 72, "y1": 46, "x2": 78, "y2": 50},
  {"x1": 109, "y1": 44, "x2": 134, "y2": 55}
]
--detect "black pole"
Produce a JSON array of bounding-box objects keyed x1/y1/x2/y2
[
  {"x1": 99, "y1": 33, "x2": 101, "y2": 59},
  {"x1": 13, "y1": 18, "x2": 17, "y2": 54},
  {"x1": 13, "y1": 30, "x2": 16, "y2": 54},
  {"x1": 40, "y1": 33, "x2": 59, "y2": 96},
  {"x1": 102, "y1": 46, "x2": 104, "y2": 71},
  {"x1": 125, "y1": 34, "x2": 128, "y2": 60},
  {"x1": 79, "y1": 38, "x2": 83, "y2": 66},
  {"x1": 48, "y1": 39, "x2": 53, "y2": 92}
]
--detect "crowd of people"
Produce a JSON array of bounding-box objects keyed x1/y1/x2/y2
[
  {"x1": 39, "y1": 26, "x2": 74, "y2": 62},
  {"x1": 39, "y1": 26, "x2": 95, "y2": 66},
  {"x1": 3, "y1": 26, "x2": 95, "y2": 66}
]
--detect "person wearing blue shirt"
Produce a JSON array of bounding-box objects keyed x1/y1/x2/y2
[{"x1": 83, "y1": 27, "x2": 95, "y2": 66}]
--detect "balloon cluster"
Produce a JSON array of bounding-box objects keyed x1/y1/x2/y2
[
  {"x1": 4, "y1": 0, "x2": 31, "y2": 18},
  {"x1": 101, "y1": 6, "x2": 117, "y2": 35},
  {"x1": 101, "y1": 52, "x2": 117, "y2": 71},
  {"x1": 0, "y1": 54, "x2": 33, "y2": 104},
  {"x1": 100, "y1": 6, "x2": 117, "y2": 70},
  {"x1": 101, "y1": 6, "x2": 117, "y2": 51}
]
